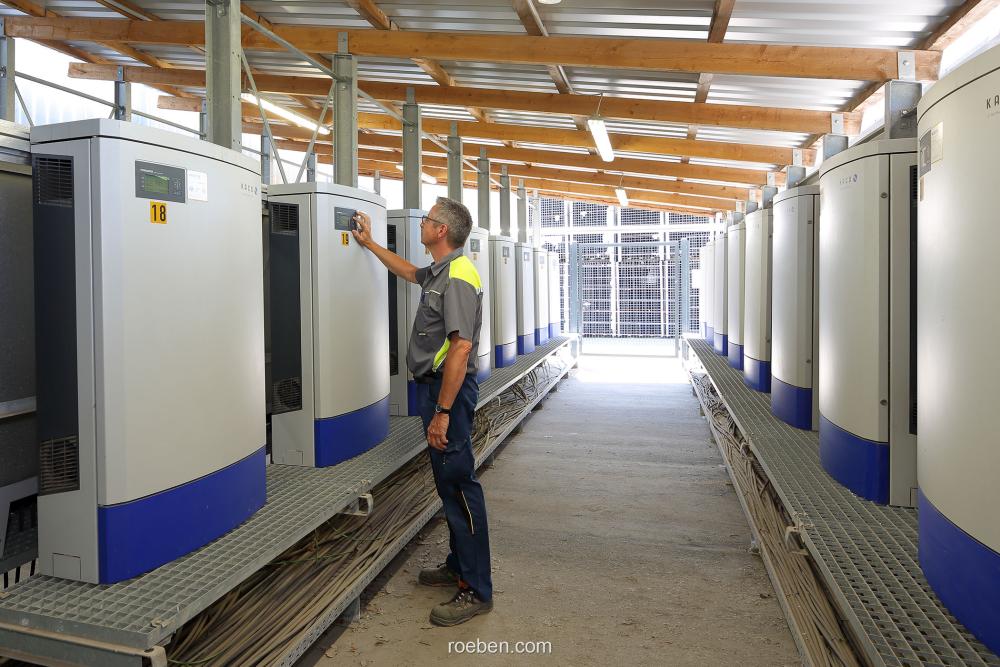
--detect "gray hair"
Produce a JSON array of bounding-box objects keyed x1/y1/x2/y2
[{"x1": 434, "y1": 197, "x2": 474, "y2": 249}]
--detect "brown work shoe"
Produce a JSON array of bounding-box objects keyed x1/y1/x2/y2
[
  {"x1": 418, "y1": 563, "x2": 460, "y2": 587},
  {"x1": 429, "y1": 589, "x2": 494, "y2": 627}
]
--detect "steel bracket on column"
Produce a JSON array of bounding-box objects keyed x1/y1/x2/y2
[
  {"x1": 477, "y1": 149, "x2": 491, "y2": 231},
  {"x1": 447, "y1": 123, "x2": 463, "y2": 202},
  {"x1": 500, "y1": 166, "x2": 511, "y2": 237},
  {"x1": 333, "y1": 44, "x2": 358, "y2": 188},
  {"x1": 205, "y1": 0, "x2": 242, "y2": 150},
  {"x1": 402, "y1": 88, "x2": 422, "y2": 209}
]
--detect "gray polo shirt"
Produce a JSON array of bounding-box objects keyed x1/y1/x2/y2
[{"x1": 407, "y1": 247, "x2": 483, "y2": 380}]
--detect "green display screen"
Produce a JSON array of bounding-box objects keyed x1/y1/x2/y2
[{"x1": 142, "y1": 173, "x2": 170, "y2": 195}]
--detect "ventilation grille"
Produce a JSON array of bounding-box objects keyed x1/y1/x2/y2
[
  {"x1": 270, "y1": 203, "x2": 299, "y2": 235},
  {"x1": 33, "y1": 157, "x2": 73, "y2": 208},
  {"x1": 272, "y1": 377, "x2": 302, "y2": 414},
  {"x1": 38, "y1": 437, "x2": 80, "y2": 495},
  {"x1": 386, "y1": 224, "x2": 396, "y2": 251}
]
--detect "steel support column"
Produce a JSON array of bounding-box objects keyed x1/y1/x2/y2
[
  {"x1": 0, "y1": 20, "x2": 14, "y2": 122},
  {"x1": 260, "y1": 134, "x2": 271, "y2": 185},
  {"x1": 373, "y1": 169, "x2": 381, "y2": 195},
  {"x1": 477, "y1": 149, "x2": 490, "y2": 231},
  {"x1": 333, "y1": 38, "x2": 358, "y2": 187},
  {"x1": 447, "y1": 123, "x2": 463, "y2": 202},
  {"x1": 113, "y1": 66, "x2": 131, "y2": 122},
  {"x1": 306, "y1": 152, "x2": 317, "y2": 183},
  {"x1": 516, "y1": 180, "x2": 528, "y2": 243},
  {"x1": 500, "y1": 166, "x2": 511, "y2": 237},
  {"x1": 761, "y1": 186, "x2": 778, "y2": 208},
  {"x1": 532, "y1": 190, "x2": 542, "y2": 247},
  {"x1": 402, "y1": 88, "x2": 422, "y2": 209},
  {"x1": 823, "y1": 134, "x2": 849, "y2": 161},
  {"x1": 205, "y1": 0, "x2": 242, "y2": 150},
  {"x1": 785, "y1": 166, "x2": 807, "y2": 189},
  {"x1": 680, "y1": 237, "x2": 690, "y2": 335},
  {"x1": 884, "y1": 80, "x2": 921, "y2": 140}
]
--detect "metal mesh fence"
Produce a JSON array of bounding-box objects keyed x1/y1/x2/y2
[
  {"x1": 670, "y1": 230, "x2": 711, "y2": 335},
  {"x1": 571, "y1": 202, "x2": 609, "y2": 227},
  {"x1": 620, "y1": 208, "x2": 662, "y2": 226},
  {"x1": 532, "y1": 198, "x2": 711, "y2": 339}
]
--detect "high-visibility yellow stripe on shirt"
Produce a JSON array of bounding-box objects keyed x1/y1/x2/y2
[
  {"x1": 433, "y1": 338, "x2": 451, "y2": 371},
  {"x1": 433, "y1": 255, "x2": 481, "y2": 371},
  {"x1": 449, "y1": 255, "x2": 482, "y2": 291}
]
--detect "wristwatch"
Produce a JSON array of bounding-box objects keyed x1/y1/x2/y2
[{"x1": 434, "y1": 404, "x2": 451, "y2": 415}]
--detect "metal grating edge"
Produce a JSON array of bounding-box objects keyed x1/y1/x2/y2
[
  {"x1": 0, "y1": 340, "x2": 576, "y2": 666},
  {"x1": 686, "y1": 338, "x2": 1000, "y2": 667}
]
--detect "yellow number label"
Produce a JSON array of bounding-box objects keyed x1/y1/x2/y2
[
  {"x1": 341, "y1": 232, "x2": 350, "y2": 246},
  {"x1": 149, "y1": 201, "x2": 168, "y2": 224}
]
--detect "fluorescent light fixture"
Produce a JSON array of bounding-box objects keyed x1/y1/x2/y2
[
  {"x1": 538, "y1": 0, "x2": 562, "y2": 4},
  {"x1": 394, "y1": 164, "x2": 438, "y2": 185},
  {"x1": 615, "y1": 187, "x2": 629, "y2": 208},
  {"x1": 587, "y1": 116, "x2": 615, "y2": 162},
  {"x1": 241, "y1": 93, "x2": 330, "y2": 136}
]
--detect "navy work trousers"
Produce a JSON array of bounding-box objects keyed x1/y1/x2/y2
[{"x1": 416, "y1": 374, "x2": 493, "y2": 602}]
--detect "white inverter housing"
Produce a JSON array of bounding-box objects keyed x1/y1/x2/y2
[
  {"x1": 712, "y1": 233, "x2": 728, "y2": 355},
  {"x1": 268, "y1": 183, "x2": 389, "y2": 468},
  {"x1": 489, "y1": 235, "x2": 517, "y2": 367},
  {"x1": 465, "y1": 226, "x2": 492, "y2": 380},
  {"x1": 701, "y1": 239, "x2": 715, "y2": 342},
  {"x1": 771, "y1": 185, "x2": 820, "y2": 430},
  {"x1": 727, "y1": 219, "x2": 747, "y2": 370},
  {"x1": 547, "y1": 250, "x2": 561, "y2": 338},
  {"x1": 533, "y1": 247, "x2": 550, "y2": 346},
  {"x1": 514, "y1": 242, "x2": 536, "y2": 355},
  {"x1": 387, "y1": 209, "x2": 426, "y2": 416},
  {"x1": 743, "y1": 206, "x2": 773, "y2": 392},
  {"x1": 915, "y1": 43, "x2": 1000, "y2": 653},
  {"x1": 818, "y1": 138, "x2": 917, "y2": 507},
  {"x1": 30, "y1": 119, "x2": 266, "y2": 583}
]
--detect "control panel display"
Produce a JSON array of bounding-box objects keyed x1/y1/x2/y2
[
  {"x1": 470, "y1": 239, "x2": 480, "y2": 253},
  {"x1": 334, "y1": 207, "x2": 357, "y2": 231},
  {"x1": 135, "y1": 161, "x2": 185, "y2": 203}
]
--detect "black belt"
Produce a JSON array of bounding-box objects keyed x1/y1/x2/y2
[{"x1": 414, "y1": 372, "x2": 443, "y2": 385}]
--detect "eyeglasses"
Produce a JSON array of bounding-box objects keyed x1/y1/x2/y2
[{"x1": 420, "y1": 214, "x2": 447, "y2": 227}]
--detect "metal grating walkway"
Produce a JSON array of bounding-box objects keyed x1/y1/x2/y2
[
  {"x1": 0, "y1": 336, "x2": 572, "y2": 655},
  {"x1": 688, "y1": 338, "x2": 1000, "y2": 667}
]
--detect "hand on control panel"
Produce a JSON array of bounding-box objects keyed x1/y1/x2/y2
[{"x1": 351, "y1": 211, "x2": 373, "y2": 248}]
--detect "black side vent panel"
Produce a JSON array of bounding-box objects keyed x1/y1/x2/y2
[
  {"x1": 270, "y1": 202, "x2": 299, "y2": 236},
  {"x1": 38, "y1": 436, "x2": 80, "y2": 495},
  {"x1": 387, "y1": 224, "x2": 399, "y2": 376},
  {"x1": 909, "y1": 164, "x2": 918, "y2": 435},
  {"x1": 33, "y1": 157, "x2": 74, "y2": 208},
  {"x1": 268, "y1": 202, "x2": 302, "y2": 415},
  {"x1": 271, "y1": 377, "x2": 302, "y2": 414}
]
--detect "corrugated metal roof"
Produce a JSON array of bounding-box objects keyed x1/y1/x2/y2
[
  {"x1": 439, "y1": 62, "x2": 559, "y2": 92},
  {"x1": 534, "y1": 0, "x2": 715, "y2": 39},
  {"x1": 725, "y1": 0, "x2": 964, "y2": 47},
  {"x1": 707, "y1": 75, "x2": 864, "y2": 111},
  {"x1": 565, "y1": 67, "x2": 699, "y2": 101},
  {"x1": 0, "y1": 0, "x2": 982, "y2": 198}
]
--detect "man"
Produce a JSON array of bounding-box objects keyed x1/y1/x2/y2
[{"x1": 353, "y1": 197, "x2": 493, "y2": 627}]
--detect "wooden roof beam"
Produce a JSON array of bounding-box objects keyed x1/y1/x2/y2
[
  {"x1": 83, "y1": 63, "x2": 861, "y2": 134},
  {"x1": 6, "y1": 16, "x2": 942, "y2": 81},
  {"x1": 347, "y1": 0, "x2": 493, "y2": 123},
  {"x1": 0, "y1": 0, "x2": 190, "y2": 96},
  {"x1": 354, "y1": 157, "x2": 723, "y2": 214},
  {"x1": 149, "y1": 87, "x2": 809, "y2": 165},
  {"x1": 250, "y1": 123, "x2": 749, "y2": 201}
]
